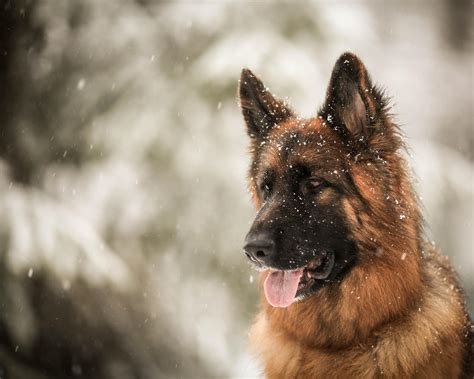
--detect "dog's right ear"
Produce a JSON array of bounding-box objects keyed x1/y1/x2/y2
[{"x1": 239, "y1": 69, "x2": 294, "y2": 139}]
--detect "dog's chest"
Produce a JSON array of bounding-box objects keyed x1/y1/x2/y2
[
  {"x1": 249, "y1": 312, "x2": 344, "y2": 378},
  {"x1": 249, "y1": 313, "x2": 301, "y2": 377}
]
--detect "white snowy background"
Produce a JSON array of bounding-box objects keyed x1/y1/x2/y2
[{"x1": 0, "y1": 1, "x2": 472, "y2": 378}]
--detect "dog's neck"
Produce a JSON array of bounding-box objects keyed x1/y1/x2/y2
[{"x1": 260, "y1": 244, "x2": 424, "y2": 350}]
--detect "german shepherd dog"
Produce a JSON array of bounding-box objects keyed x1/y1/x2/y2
[{"x1": 239, "y1": 53, "x2": 473, "y2": 378}]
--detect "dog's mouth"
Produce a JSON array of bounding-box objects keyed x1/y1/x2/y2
[{"x1": 263, "y1": 251, "x2": 335, "y2": 308}]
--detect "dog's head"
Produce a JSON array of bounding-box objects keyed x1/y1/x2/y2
[{"x1": 239, "y1": 53, "x2": 412, "y2": 308}]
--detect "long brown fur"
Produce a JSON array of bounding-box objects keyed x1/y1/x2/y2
[{"x1": 241, "y1": 53, "x2": 473, "y2": 378}]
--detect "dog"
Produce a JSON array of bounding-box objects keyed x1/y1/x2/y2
[{"x1": 239, "y1": 52, "x2": 473, "y2": 378}]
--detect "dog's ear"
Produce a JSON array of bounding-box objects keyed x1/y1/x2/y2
[
  {"x1": 239, "y1": 69, "x2": 294, "y2": 139},
  {"x1": 321, "y1": 53, "x2": 391, "y2": 149}
]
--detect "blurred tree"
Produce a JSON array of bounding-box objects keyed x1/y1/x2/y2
[
  {"x1": 0, "y1": 2, "x2": 214, "y2": 378},
  {"x1": 0, "y1": 0, "x2": 42, "y2": 183}
]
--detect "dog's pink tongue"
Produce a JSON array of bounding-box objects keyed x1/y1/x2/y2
[{"x1": 264, "y1": 270, "x2": 303, "y2": 308}]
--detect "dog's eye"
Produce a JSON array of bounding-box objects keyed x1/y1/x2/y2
[
  {"x1": 302, "y1": 177, "x2": 326, "y2": 195},
  {"x1": 260, "y1": 181, "x2": 273, "y2": 200},
  {"x1": 308, "y1": 178, "x2": 324, "y2": 188}
]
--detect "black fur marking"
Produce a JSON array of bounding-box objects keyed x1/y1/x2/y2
[{"x1": 246, "y1": 154, "x2": 358, "y2": 286}]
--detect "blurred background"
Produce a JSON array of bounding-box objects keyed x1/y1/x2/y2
[{"x1": 0, "y1": 0, "x2": 472, "y2": 378}]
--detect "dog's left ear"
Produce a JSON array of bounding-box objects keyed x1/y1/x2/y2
[
  {"x1": 321, "y1": 52, "x2": 391, "y2": 149},
  {"x1": 239, "y1": 69, "x2": 294, "y2": 139}
]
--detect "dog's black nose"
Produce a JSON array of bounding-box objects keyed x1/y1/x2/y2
[{"x1": 244, "y1": 232, "x2": 275, "y2": 265}]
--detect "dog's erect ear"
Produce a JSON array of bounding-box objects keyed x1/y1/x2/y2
[
  {"x1": 321, "y1": 53, "x2": 388, "y2": 145},
  {"x1": 239, "y1": 69, "x2": 294, "y2": 139}
]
